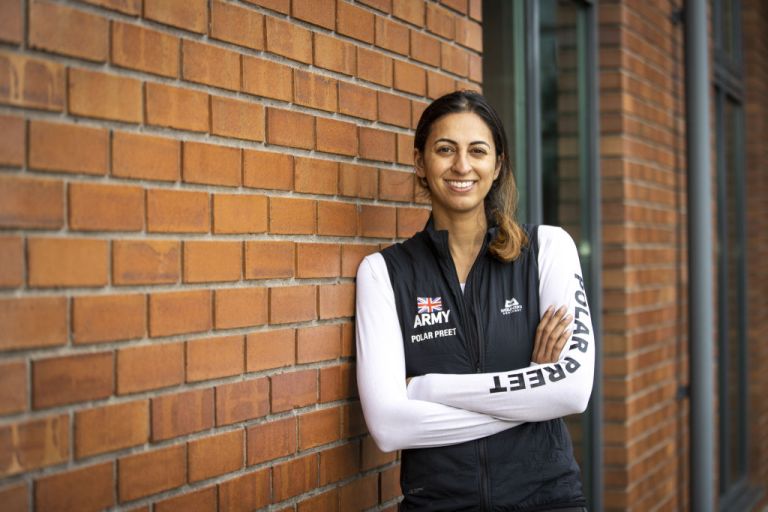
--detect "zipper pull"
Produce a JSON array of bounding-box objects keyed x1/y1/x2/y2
[{"x1": 476, "y1": 363, "x2": 481, "y2": 373}]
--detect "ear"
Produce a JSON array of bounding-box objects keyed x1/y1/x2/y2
[
  {"x1": 493, "y1": 155, "x2": 502, "y2": 180},
  {"x1": 414, "y1": 149, "x2": 426, "y2": 178}
]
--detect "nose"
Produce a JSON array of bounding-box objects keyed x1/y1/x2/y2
[{"x1": 452, "y1": 150, "x2": 472, "y2": 174}]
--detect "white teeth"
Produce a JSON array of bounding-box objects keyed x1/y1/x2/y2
[{"x1": 446, "y1": 180, "x2": 474, "y2": 190}]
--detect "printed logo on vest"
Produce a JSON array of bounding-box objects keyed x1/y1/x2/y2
[
  {"x1": 500, "y1": 297, "x2": 523, "y2": 315},
  {"x1": 412, "y1": 296, "x2": 455, "y2": 342}
]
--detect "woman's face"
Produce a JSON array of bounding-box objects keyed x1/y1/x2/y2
[{"x1": 415, "y1": 112, "x2": 501, "y2": 220}]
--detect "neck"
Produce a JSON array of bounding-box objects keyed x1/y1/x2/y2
[{"x1": 432, "y1": 208, "x2": 487, "y2": 281}]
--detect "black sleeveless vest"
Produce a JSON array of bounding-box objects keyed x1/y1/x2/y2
[{"x1": 381, "y1": 220, "x2": 585, "y2": 511}]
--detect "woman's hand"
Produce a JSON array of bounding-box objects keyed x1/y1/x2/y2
[{"x1": 532, "y1": 305, "x2": 573, "y2": 364}]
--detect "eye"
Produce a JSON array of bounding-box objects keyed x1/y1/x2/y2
[
  {"x1": 470, "y1": 146, "x2": 488, "y2": 155},
  {"x1": 436, "y1": 146, "x2": 455, "y2": 154}
]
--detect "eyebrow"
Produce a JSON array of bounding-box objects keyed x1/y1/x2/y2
[{"x1": 433, "y1": 138, "x2": 491, "y2": 147}]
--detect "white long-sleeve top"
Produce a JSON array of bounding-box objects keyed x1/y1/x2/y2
[{"x1": 355, "y1": 225, "x2": 595, "y2": 453}]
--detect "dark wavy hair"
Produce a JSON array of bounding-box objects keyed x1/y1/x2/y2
[{"x1": 414, "y1": 90, "x2": 528, "y2": 262}]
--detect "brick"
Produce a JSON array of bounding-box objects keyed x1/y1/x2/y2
[
  {"x1": 267, "y1": 108, "x2": 315, "y2": 150},
  {"x1": 398, "y1": 133, "x2": 415, "y2": 165},
  {"x1": 0, "y1": 297, "x2": 66, "y2": 351},
  {"x1": 411, "y1": 99, "x2": 429, "y2": 129},
  {"x1": 113, "y1": 240, "x2": 180, "y2": 286},
  {"x1": 341, "y1": 244, "x2": 378, "y2": 278},
  {"x1": 339, "y1": 475, "x2": 378, "y2": 511},
  {"x1": 296, "y1": 243, "x2": 341, "y2": 278},
  {"x1": 378, "y1": 91, "x2": 411, "y2": 128},
  {"x1": 245, "y1": 241, "x2": 294, "y2": 279},
  {"x1": 441, "y1": 43, "x2": 469, "y2": 76},
  {"x1": 246, "y1": 417, "x2": 296, "y2": 465},
  {"x1": 0, "y1": 0, "x2": 22, "y2": 43},
  {"x1": 117, "y1": 342, "x2": 184, "y2": 394},
  {"x1": 468, "y1": 53, "x2": 482, "y2": 82},
  {"x1": 299, "y1": 407, "x2": 340, "y2": 451},
  {"x1": 243, "y1": 150, "x2": 294, "y2": 190},
  {"x1": 320, "y1": 362, "x2": 355, "y2": 402},
  {"x1": 149, "y1": 290, "x2": 212, "y2": 337},
  {"x1": 68, "y1": 68, "x2": 142, "y2": 122},
  {"x1": 341, "y1": 323, "x2": 354, "y2": 357},
  {"x1": 442, "y1": 0, "x2": 468, "y2": 13},
  {"x1": 297, "y1": 324, "x2": 341, "y2": 364},
  {"x1": 411, "y1": 30, "x2": 441, "y2": 66},
  {"x1": 188, "y1": 430, "x2": 243, "y2": 482},
  {"x1": 151, "y1": 388, "x2": 214, "y2": 441},
  {"x1": 182, "y1": 40, "x2": 240, "y2": 91},
  {"x1": 427, "y1": 69, "x2": 455, "y2": 99},
  {"x1": 319, "y1": 283, "x2": 356, "y2": 319},
  {"x1": 394, "y1": 59, "x2": 427, "y2": 95},
  {"x1": 294, "y1": 70, "x2": 337, "y2": 112},
  {"x1": 362, "y1": 434, "x2": 396, "y2": 470},
  {"x1": 357, "y1": 47, "x2": 393, "y2": 87},
  {"x1": 216, "y1": 378, "x2": 269, "y2": 425},
  {"x1": 144, "y1": 0, "x2": 207, "y2": 33},
  {"x1": 0, "y1": 415, "x2": 68, "y2": 477},
  {"x1": 156, "y1": 487, "x2": 216, "y2": 512},
  {"x1": 80, "y1": 0, "x2": 141, "y2": 15},
  {"x1": 375, "y1": 16, "x2": 410, "y2": 55},
  {"x1": 28, "y1": 238, "x2": 108, "y2": 288},
  {"x1": 316, "y1": 117, "x2": 358, "y2": 156},
  {"x1": 184, "y1": 241, "x2": 242, "y2": 284},
  {"x1": 270, "y1": 286, "x2": 317, "y2": 324},
  {"x1": 398, "y1": 207, "x2": 430, "y2": 238},
  {"x1": 0, "y1": 115, "x2": 24, "y2": 166},
  {"x1": 213, "y1": 194, "x2": 267, "y2": 235},
  {"x1": 112, "y1": 132, "x2": 180, "y2": 182},
  {"x1": 0, "y1": 483, "x2": 26, "y2": 512},
  {"x1": 319, "y1": 443, "x2": 360, "y2": 485},
  {"x1": 35, "y1": 462, "x2": 114, "y2": 512},
  {"x1": 218, "y1": 469, "x2": 271, "y2": 512},
  {"x1": 243, "y1": 0, "x2": 289, "y2": 14},
  {"x1": 360, "y1": 0, "x2": 391, "y2": 12},
  {"x1": 273, "y1": 454, "x2": 319, "y2": 501},
  {"x1": 359, "y1": 127, "x2": 397, "y2": 162},
  {"x1": 145, "y1": 82, "x2": 209, "y2": 132},
  {"x1": 242, "y1": 56, "x2": 293, "y2": 102},
  {"x1": 211, "y1": 0, "x2": 264, "y2": 50},
  {"x1": 29, "y1": 2, "x2": 108, "y2": 61},
  {"x1": 318, "y1": 201, "x2": 358, "y2": 237},
  {"x1": 338, "y1": 81, "x2": 377, "y2": 120},
  {"x1": 380, "y1": 464, "x2": 401, "y2": 501},
  {"x1": 270, "y1": 197, "x2": 316, "y2": 234},
  {"x1": 265, "y1": 16, "x2": 312, "y2": 64},
  {"x1": 246, "y1": 329, "x2": 295, "y2": 372},
  {"x1": 183, "y1": 141, "x2": 241, "y2": 187},
  {"x1": 298, "y1": 489, "x2": 338, "y2": 512},
  {"x1": 211, "y1": 96, "x2": 265, "y2": 142},
  {"x1": 72, "y1": 294, "x2": 146, "y2": 344},
  {"x1": 379, "y1": 169, "x2": 414, "y2": 201},
  {"x1": 293, "y1": 0, "x2": 335, "y2": 29},
  {"x1": 118, "y1": 444, "x2": 186, "y2": 502},
  {"x1": 426, "y1": 2, "x2": 455, "y2": 39},
  {"x1": 68, "y1": 182, "x2": 143, "y2": 232},
  {"x1": 0, "y1": 360, "x2": 26, "y2": 415},
  {"x1": 111, "y1": 22, "x2": 178, "y2": 78},
  {"x1": 314, "y1": 33, "x2": 356, "y2": 75},
  {"x1": 342, "y1": 402, "x2": 366, "y2": 437},
  {"x1": 295, "y1": 157, "x2": 339, "y2": 195},
  {"x1": 0, "y1": 175, "x2": 63, "y2": 229},
  {"x1": 147, "y1": 189, "x2": 210, "y2": 233},
  {"x1": 271, "y1": 369, "x2": 317, "y2": 412},
  {"x1": 456, "y1": 17, "x2": 482, "y2": 51},
  {"x1": 359, "y1": 204, "x2": 397, "y2": 238},
  {"x1": 339, "y1": 163, "x2": 378, "y2": 199},
  {"x1": 33, "y1": 352, "x2": 112, "y2": 409},
  {"x1": 74, "y1": 400, "x2": 149, "y2": 458},
  {"x1": 215, "y1": 287, "x2": 268, "y2": 329},
  {"x1": 337, "y1": 0, "x2": 374, "y2": 43},
  {"x1": 0, "y1": 51, "x2": 65, "y2": 111},
  {"x1": 392, "y1": 0, "x2": 424, "y2": 25},
  {"x1": 187, "y1": 335, "x2": 244, "y2": 382},
  {"x1": 29, "y1": 120, "x2": 107, "y2": 175}
]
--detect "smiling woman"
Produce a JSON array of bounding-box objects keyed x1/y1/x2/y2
[{"x1": 356, "y1": 91, "x2": 594, "y2": 511}]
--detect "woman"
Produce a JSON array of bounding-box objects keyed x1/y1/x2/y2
[{"x1": 355, "y1": 90, "x2": 595, "y2": 511}]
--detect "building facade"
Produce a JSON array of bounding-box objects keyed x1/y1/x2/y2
[{"x1": 0, "y1": 0, "x2": 766, "y2": 511}]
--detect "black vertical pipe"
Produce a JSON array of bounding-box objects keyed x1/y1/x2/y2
[
  {"x1": 525, "y1": 0, "x2": 542, "y2": 224},
  {"x1": 685, "y1": 0, "x2": 715, "y2": 510}
]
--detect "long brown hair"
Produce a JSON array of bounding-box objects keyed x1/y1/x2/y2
[{"x1": 413, "y1": 90, "x2": 528, "y2": 262}]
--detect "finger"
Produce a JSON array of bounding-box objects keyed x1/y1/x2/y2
[
  {"x1": 551, "y1": 328, "x2": 572, "y2": 361},
  {"x1": 541, "y1": 306, "x2": 567, "y2": 341},
  {"x1": 545, "y1": 314, "x2": 571, "y2": 361}
]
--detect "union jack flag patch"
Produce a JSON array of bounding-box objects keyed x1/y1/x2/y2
[{"x1": 417, "y1": 297, "x2": 442, "y2": 314}]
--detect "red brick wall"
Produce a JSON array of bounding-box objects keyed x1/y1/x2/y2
[{"x1": 0, "y1": 1, "x2": 482, "y2": 510}]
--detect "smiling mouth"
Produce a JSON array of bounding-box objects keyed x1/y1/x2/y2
[{"x1": 445, "y1": 180, "x2": 476, "y2": 191}]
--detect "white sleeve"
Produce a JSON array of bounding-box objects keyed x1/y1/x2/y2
[
  {"x1": 406, "y1": 226, "x2": 595, "y2": 422},
  {"x1": 355, "y1": 253, "x2": 520, "y2": 452}
]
